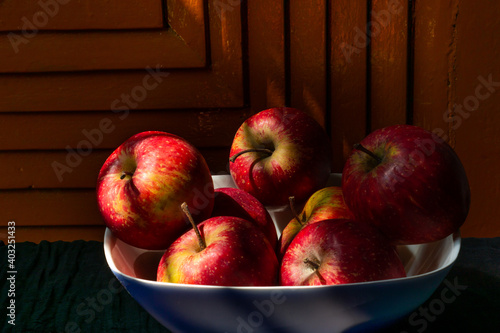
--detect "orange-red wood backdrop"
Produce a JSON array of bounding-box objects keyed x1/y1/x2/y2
[{"x1": 1, "y1": 0, "x2": 499, "y2": 243}]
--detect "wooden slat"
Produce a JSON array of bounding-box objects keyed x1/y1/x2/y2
[
  {"x1": 0, "y1": 150, "x2": 109, "y2": 189},
  {"x1": 0, "y1": 226, "x2": 106, "y2": 244},
  {"x1": 411, "y1": 0, "x2": 500, "y2": 239},
  {"x1": 0, "y1": 29, "x2": 205, "y2": 73},
  {"x1": 0, "y1": 189, "x2": 102, "y2": 226},
  {"x1": 451, "y1": 0, "x2": 500, "y2": 239},
  {"x1": 0, "y1": 70, "x2": 243, "y2": 112},
  {"x1": 329, "y1": 0, "x2": 368, "y2": 172},
  {"x1": 0, "y1": 0, "x2": 163, "y2": 31},
  {"x1": 289, "y1": 0, "x2": 328, "y2": 127},
  {"x1": 0, "y1": 70, "x2": 240, "y2": 111},
  {"x1": 369, "y1": 0, "x2": 409, "y2": 131},
  {"x1": 412, "y1": 0, "x2": 457, "y2": 140},
  {"x1": 247, "y1": 0, "x2": 287, "y2": 112},
  {"x1": 167, "y1": 0, "x2": 207, "y2": 61},
  {"x1": 207, "y1": 0, "x2": 244, "y2": 99},
  {"x1": 0, "y1": 109, "x2": 248, "y2": 150},
  {"x1": 0, "y1": 148, "x2": 231, "y2": 189},
  {"x1": 436, "y1": 1, "x2": 500, "y2": 239}
]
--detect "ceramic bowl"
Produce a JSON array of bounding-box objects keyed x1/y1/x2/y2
[{"x1": 103, "y1": 174, "x2": 461, "y2": 333}]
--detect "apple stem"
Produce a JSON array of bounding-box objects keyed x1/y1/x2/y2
[
  {"x1": 289, "y1": 196, "x2": 304, "y2": 226},
  {"x1": 303, "y1": 258, "x2": 320, "y2": 271},
  {"x1": 353, "y1": 143, "x2": 382, "y2": 164},
  {"x1": 229, "y1": 148, "x2": 274, "y2": 163},
  {"x1": 181, "y1": 202, "x2": 206, "y2": 251},
  {"x1": 120, "y1": 171, "x2": 134, "y2": 180}
]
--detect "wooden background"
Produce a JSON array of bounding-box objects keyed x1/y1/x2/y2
[{"x1": 1, "y1": 0, "x2": 499, "y2": 243}]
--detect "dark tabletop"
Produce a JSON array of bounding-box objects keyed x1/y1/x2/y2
[{"x1": 1, "y1": 237, "x2": 499, "y2": 333}]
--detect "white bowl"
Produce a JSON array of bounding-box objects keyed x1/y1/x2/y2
[{"x1": 103, "y1": 174, "x2": 461, "y2": 333}]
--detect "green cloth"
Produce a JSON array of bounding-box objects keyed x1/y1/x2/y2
[
  {"x1": 1, "y1": 238, "x2": 500, "y2": 332},
  {"x1": 1, "y1": 240, "x2": 170, "y2": 333}
]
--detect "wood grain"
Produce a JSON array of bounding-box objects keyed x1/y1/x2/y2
[
  {"x1": 0, "y1": 0, "x2": 163, "y2": 31},
  {"x1": 412, "y1": 0, "x2": 458, "y2": 137},
  {"x1": 1, "y1": 189, "x2": 102, "y2": 226},
  {"x1": 0, "y1": 148, "x2": 231, "y2": 189},
  {"x1": 446, "y1": 0, "x2": 500, "y2": 238},
  {"x1": 289, "y1": 0, "x2": 328, "y2": 127},
  {"x1": 0, "y1": 109, "x2": 247, "y2": 150},
  {"x1": 167, "y1": 0, "x2": 207, "y2": 63},
  {"x1": 247, "y1": 0, "x2": 287, "y2": 112},
  {"x1": 329, "y1": 0, "x2": 368, "y2": 171},
  {"x1": 0, "y1": 29, "x2": 205, "y2": 73},
  {"x1": 369, "y1": 0, "x2": 408, "y2": 130}
]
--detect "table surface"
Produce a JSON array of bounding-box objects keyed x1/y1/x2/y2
[{"x1": 1, "y1": 237, "x2": 499, "y2": 333}]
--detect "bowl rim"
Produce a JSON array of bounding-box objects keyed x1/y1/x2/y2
[{"x1": 104, "y1": 227, "x2": 461, "y2": 290}]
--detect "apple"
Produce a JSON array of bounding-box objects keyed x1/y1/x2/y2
[
  {"x1": 97, "y1": 131, "x2": 214, "y2": 250},
  {"x1": 229, "y1": 107, "x2": 332, "y2": 206},
  {"x1": 278, "y1": 186, "x2": 354, "y2": 258},
  {"x1": 157, "y1": 203, "x2": 279, "y2": 286},
  {"x1": 211, "y1": 187, "x2": 278, "y2": 250},
  {"x1": 280, "y1": 219, "x2": 406, "y2": 286},
  {"x1": 342, "y1": 124, "x2": 470, "y2": 244}
]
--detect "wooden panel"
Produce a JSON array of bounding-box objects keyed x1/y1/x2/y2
[
  {"x1": 0, "y1": 150, "x2": 109, "y2": 189},
  {"x1": 412, "y1": 0, "x2": 457, "y2": 138},
  {"x1": 0, "y1": 148, "x2": 231, "y2": 189},
  {"x1": 0, "y1": 30, "x2": 205, "y2": 73},
  {"x1": 0, "y1": 0, "x2": 206, "y2": 72},
  {"x1": 0, "y1": 109, "x2": 248, "y2": 150},
  {"x1": 4, "y1": 0, "x2": 499, "y2": 243},
  {"x1": 369, "y1": 0, "x2": 408, "y2": 130},
  {"x1": 329, "y1": 0, "x2": 368, "y2": 172},
  {"x1": 207, "y1": 0, "x2": 244, "y2": 98},
  {"x1": 247, "y1": 0, "x2": 287, "y2": 112},
  {"x1": 0, "y1": 70, "x2": 236, "y2": 111},
  {"x1": 167, "y1": 0, "x2": 207, "y2": 58},
  {"x1": 0, "y1": 226, "x2": 106, "y2": 244},
  {"x1": 0, "y1": 0, "x2": 243, "y2": 111},
  {"x1": 0, "y1": 0, "x2": 163, "y2": 31},
  {"x1": 289, "y1": 0, "x2": 328, "y2": 127},
  {"x1": 448, "y1": 1, "x2": 500, "y2": 239},
  {"x1": 0, "y1": 0, "x2": 245, "y2": 243},
  {"x1": 413, "y1": 0, "x2": 500, "y2": 239}
]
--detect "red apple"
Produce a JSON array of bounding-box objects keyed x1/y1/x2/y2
[
  {"x1": 157, "y1": 203, "x2": 279, "y2": 286},
  {"x1": 278, "y1": 186, "x2": 354, "y2": 258},
  {"x1": 342, "y1": 125, "x2": 470, "y2": 244},
  {"x1": 280, "y1": 219, "x2": 406, "y2": 286},
  {"x1": 211, "y1": 187, "x2": 278, "y2": 250},
  {"x1": 229, "y1": 107, "x2": 332, "y2": 206},
  {"x1": 97, "y1": 131, "x2": 214, "y2": 250}
]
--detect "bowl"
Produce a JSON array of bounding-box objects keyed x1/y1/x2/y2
[{"x1": 103, "y1": 174, "x2": 461, "y2": 333}]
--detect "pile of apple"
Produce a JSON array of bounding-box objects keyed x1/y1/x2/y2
[{"x1": 97, "y1": 107, "x2": 470, "y2": 287}]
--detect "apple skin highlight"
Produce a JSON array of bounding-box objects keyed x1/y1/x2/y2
[
  {"x1": 157, "y1": 216, "x2": 279, "y2": 286},
  {"x1": 97, "y1": 131, "x2": 214, "y2": 250},
  {"x1": 342, "y1": 124, "x2": 470, "y2": 245},
  {"x1": 280, "y1": 219, "x2": 406, "y2": 286},
  {"x1": 211, "y1": 187, "x2": 278, "y2": 250},
  {"x1": 279, "y1": 186, "x2": 354, "y2": 258},
  {"x1": 229, "y1": 107, "x2": 332, "y2": 206}
]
